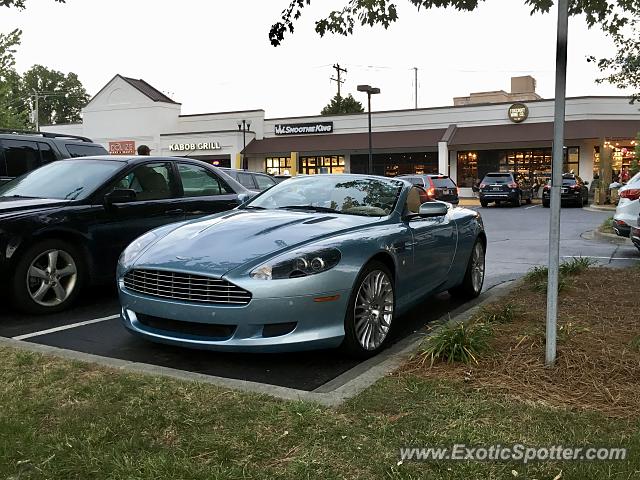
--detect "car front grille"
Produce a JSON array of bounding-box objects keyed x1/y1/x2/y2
[
  {"x1": 123, "y1": 269, "x2": 252, "y2": 305},
  {"x1": 136, "y1": 313, "x2": 236, "y2": 339}
]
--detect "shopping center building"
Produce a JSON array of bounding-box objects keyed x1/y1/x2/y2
[{"x1": 44, "y1": 74, "x2": 639, "y2": 195}]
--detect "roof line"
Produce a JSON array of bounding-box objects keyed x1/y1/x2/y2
[{"x1": 179, "y1": 109, "x2": 265, "y2": 118}]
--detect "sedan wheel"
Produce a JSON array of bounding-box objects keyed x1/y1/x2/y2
[
  {"x1": 341, "y1": 261, "x2": 395, "y2": 358},
  {"x1": 12, "y1": 239, "x2": 86, "y2": 314}
]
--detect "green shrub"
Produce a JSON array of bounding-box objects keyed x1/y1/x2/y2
[
  {"x1": 631, "y1": 336, "x2": 640, "y2": 352},
  {"x1": 419, "y1": 321, "x2": 492, "y2": 366},
  {"x1": 600, "y1": 217, "x2": 615, "y2": 234},
  {"x1": 478, "y1": 302, "x2": 520, "y2": 324},
  {"x1": 560, "y1": 257, "x2": 596, "y2": 276}
]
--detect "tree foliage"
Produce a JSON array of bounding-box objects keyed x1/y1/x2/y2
[
  {"x1": 0, "y1": 28, "x2": 28, "y2": 129},
  {"x1": 269, "y1": 0, "x2": 640, "y2": 46},
  {"x1": 0, "y1": 0, "x2": 64, "y2": 9},
  {"x1": 321, "y1": 93, "x2": 365, "y2": 115}
]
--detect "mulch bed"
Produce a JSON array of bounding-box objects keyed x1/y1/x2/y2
[{"x1": 401, "y1": 267, "x2": 640, "y2": 418}]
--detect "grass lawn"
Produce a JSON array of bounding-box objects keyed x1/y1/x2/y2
[{"x1": 1, "y1": 266, "x2": 639, "y2": 479}]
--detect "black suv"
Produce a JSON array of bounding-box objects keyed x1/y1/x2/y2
[
  {"x1": 221, "y1": 168, "x2": 278, "y2": 191},
  {"x1": 479, "y1": 172, "x2": 533, "y2": 207},
  {"x1": 0, "y1": 130, "x2": 108, "y2": 185},
  {"x1": 398, "y1": 174, "x2": 459, "y2": 205},
  {"x1": 541, "y1": 173, "x2": 589, "y2": 207}
]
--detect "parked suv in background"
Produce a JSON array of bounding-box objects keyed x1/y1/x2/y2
[
  {"x1": 398, "y1": 174, "x2": 459, "y2": 205},
  {"x1": 221, "y1": 168, "x2": 278, "y2": 192},
  {"x1": 541, "y1": 173, "x2": 589, "y2": 208},
  {"x1": 613, "y1": 172, "x2": 640, "y2": 237},
  {"x1": 0, "y1": 130, "x2": 108, "y2": 185},
  {"x1": 479, "y1": 172, "x2": 533, "y2": 207}
]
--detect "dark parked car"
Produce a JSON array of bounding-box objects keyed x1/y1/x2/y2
[
  {"x1": 0, "y1": 130, "x2": 108, "y2": 185},
  {"x1": 398, "y1": 174, "x2": 459, "y2": 205},
  {"x1": 479, "y1": 172, "x2": 533, "y2": 207},
  {"x1": 0, "y1": 156, "x2": 252, "y2": 314},
  {"x1": 220, "y1": 168, "x2": 278, "y2": 191},
  {"x1": 542, "y1": 173, "x2": 589, "y2": 208}
]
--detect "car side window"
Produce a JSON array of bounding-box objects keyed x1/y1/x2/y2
[
  {"x1": 114, "y1": 163, "x2": 175, "y2": 201},
  {"x1": 236, "y1": 172, "x2": 256, "y2": 189},
  {"x1": 177, "y1": 163, "x2": 233, "y2": 197},
  {"x1": 38, "y1": 142, "x2": 57, "y2": 165},
  {"x1": 3, "y1": 139, "x2": 40, "y2": 177},
  {"x1": 254, "y1": 174, "x2": 276, "y2": 190}
]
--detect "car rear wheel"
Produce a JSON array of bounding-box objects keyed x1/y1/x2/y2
[
  {"x1": 11, "y1": 239, "x2": 86, "y2": 314},
  {"x1": 341, "y1": 261, "x2": 395, "y2": 358},
  {"x1": 480, "y1": 200, "x2": 489, "y2": 208},
  {"x1": 449, "y1": 239, "x2": 485, "y2": 300},
  {"x1": 542, "y1": 200, "x2": 550, "y2": 208},
  {"x1": 512, "y1": 194, "x2": 521, "y2": 207}
]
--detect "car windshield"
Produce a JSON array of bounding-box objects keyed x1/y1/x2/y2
[
  {"x1": 0, "y1": 159, "x2": 124, "y2": 200},
  {"x1": 245, "y1": 176, "x2": 403, "y2": 217}
]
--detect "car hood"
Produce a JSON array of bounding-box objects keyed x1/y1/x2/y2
[
  {"x1": 134, "y1": 209, "x2": 383, "y2": 277},
  {"x1": 0, "y1": 197, "x2": 70, "y2": 215}
]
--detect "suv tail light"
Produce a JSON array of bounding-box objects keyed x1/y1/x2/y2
[
  {"x1": 508, "y1": 182, "x2": 518, "y2": 188},
  {"x1": 543, "y1": 185, "x2": 551, "y2": 190},
  {"x1": 620, "y1": 188, "x2": 640, "y2": 201},
  {"x1": 426, "y1": 187, "x2": 435, "y2": 197}
]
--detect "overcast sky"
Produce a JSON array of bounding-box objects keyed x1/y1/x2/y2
[{"x1": 2, "y1": 0, "x2": 632, "y2": 118}]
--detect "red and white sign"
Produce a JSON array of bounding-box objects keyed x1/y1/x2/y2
[{"x1": 109, "y1": 141, "x2": 136, "y2": 155}]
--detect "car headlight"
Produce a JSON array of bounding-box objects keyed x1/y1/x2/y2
[
  {"x1": 251, "y1": 247, "x2": 341, "y2": 280},
  {"x1": 119, "y1": 230, "x2": 161, "y2": 266}
]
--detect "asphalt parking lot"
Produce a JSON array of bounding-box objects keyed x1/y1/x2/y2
[{"x1": 1, "y1": 204, "x2": 638, "y2": 391}]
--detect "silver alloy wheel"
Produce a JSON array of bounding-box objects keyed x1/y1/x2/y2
[
  {"x1": 471, "y1": 242, "x2": 485, "y2": 293},
  {"x1": 353, "y1": 270, "x2": 394, "y2": 351},
  {"x1": 26, "y1": 249, "x2": 78, "y2": 307}
]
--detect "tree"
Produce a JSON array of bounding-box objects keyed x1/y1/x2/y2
[
  {"x1": 321, "y1": 93, "x2": 364, "y2": 115},
  {"x1": 0, "y1": 28, "x2": 28, "y2": 129},
  {"x1": 269, "y1": 1, "x2": 638, "y2": 46},
  {"x1": 1, "y1": 0, "x2": 64, "y2": 9},
  {"x1": 21, "y1": 65, "x2": 89, "y2": 125},
  {"x1": 589, "y1": 19, "x2": 640, "y2": 103}
]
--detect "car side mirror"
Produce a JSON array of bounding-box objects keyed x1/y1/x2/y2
[
  {"x1": 104, "y1": 188, "x2": 136, "y2": 207},
  {"x1": 418, "y1": 202, "x2": 449, "y2": 217},
  {"x1": 237, "y1": 192, "x2": 251, "y2": 204}
]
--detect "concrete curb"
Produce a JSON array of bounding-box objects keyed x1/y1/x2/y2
[
  {"x1": 592, "y1": 228, "x2": 632, "y2": 246},
  {"x1": 0, "y1": 280, "x2": 520, "y2": 407},
  {"x1": 587, "y1": 204, "x2": 617, "y2": 212}
]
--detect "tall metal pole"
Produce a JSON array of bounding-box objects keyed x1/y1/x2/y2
[
  {"x1": 34, "y1": 93, "x2": 39, "y2": 132},
  {"x1": 545, "y1": 0, "x2": 569, "y2": 367},
  {"x1": 367, "y1": 93, "x2": 373, "y2": 174},
  {"x1": 242, "y1": 120, "x2": 247, "y2": 170},
  {"x1": 413, "y1": 67, "x2": 418, "y2": 109}
]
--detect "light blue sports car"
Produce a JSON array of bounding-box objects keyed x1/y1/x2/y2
[{"x1": 117, "y1": 174, "x2": 486, "y2": 357}]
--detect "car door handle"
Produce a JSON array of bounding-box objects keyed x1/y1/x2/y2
[{"x1": 165, "y1": 209, "x2": 184, "y2": 215}]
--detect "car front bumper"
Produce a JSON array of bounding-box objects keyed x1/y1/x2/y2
[{"x1": 118, "y1": 282, "x2": 350, "y2": 353}]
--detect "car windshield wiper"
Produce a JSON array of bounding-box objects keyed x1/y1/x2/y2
[
  {"x1": 278, "y1": 205, "x2": 341, "y2": 214},
  {"x1": 0, "y1": 194, "x2": 41, "y2": 199},
  {"x1": 63, "y1": 187, "x2": 84, "y2": 200},
  {"x1": 242, "y1": 205, "x2": 267, "y2": 210}
]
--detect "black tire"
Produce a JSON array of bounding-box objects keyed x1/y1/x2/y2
[
  {"x1": 542, "y1": 200, "x2": 550, "y2": 208},
  {"x1": 340, "y1": 261, "x2": 395, "y2": 358},
  {"x1": 449, "y1": 239, "x2": 485, "y2": 300},
  {"x1": 480, "y1": 200, "x2": 489, "y2": 208},
  {"x1": 526, "y1": 196, "x2": 532, "y2": 205},
  {"x1": 11, "y1": 239, "x2": 87, "y2": 314}
]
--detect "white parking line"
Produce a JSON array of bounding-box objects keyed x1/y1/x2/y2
[
  {"x1": 524, "y1": 205, "x2": 540, "y2": 210},
  {"x1": 561, "y1": 255, "x2": 640, "y2": 261},
  {"x1": 12, "y1": 314, "x2": 120, "y2": 341}
]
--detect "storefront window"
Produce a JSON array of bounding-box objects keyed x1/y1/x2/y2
[
  {"x1": 301, "y1": 156, "x2": 345, "y2": 174},
  {"x1": 266, "y1": 157, "x2": 292, "y2": 175},
  {"x1": 457, "y1": 152, "x2": 478, "y2": 187},
  {"x1": 350, "y1": 152, "x2": 438, "y2": 176}
]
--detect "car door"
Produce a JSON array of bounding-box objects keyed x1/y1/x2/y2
[
  {"x1": 173, "y1": 162, "x2": 241, "y2": 219},
  {"x1": 404, "y1": 187, "x2": 457, "y2": 300},
  {"x1": 88, "y1": 161, "x2": 185, "y2": 277}
]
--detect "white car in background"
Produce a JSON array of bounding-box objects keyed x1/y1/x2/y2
[{"x1": 613, "y1": 172, "x2": 640, "y2": 237}]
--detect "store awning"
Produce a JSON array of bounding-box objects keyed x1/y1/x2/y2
[
  {"x1": 244, "y1": 128, "x2": 447, "y2": 155},
  {"x1": 449, "y1": 119, "x2": 640, "y2": 147}
]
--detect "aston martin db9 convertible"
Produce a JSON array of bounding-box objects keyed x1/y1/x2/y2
[{"x1": 117, "y1": 174, "x2": 486, "y2": 357}]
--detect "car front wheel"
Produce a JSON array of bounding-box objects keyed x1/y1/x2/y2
[
  {"x1": 11, "y1": 239, "x2": 86, "y2": 314},
  {"x1": 341, "y1": 261, "x2": 395, "y2": 358}
]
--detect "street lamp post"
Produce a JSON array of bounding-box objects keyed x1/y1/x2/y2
[
  {"x1": 237, "y1": 119, "x2": 252, "y2": 170},
  {"x1": 357, "y1": 85, "x2": 381, "y2": 175}
]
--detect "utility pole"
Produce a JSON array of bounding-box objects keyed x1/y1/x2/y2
[
  {"x1": 413, "y1": 67, "x2": 418, "y2": 109},
  {"x1": 331, "y1": 63, "x2": 347, "y2": 97},
  {"x1": 34, "y1": 93, "x2": 39, "y2": 131},
  {"x1": 545, "y1": 0, "x2": 569, "y2": 367}
]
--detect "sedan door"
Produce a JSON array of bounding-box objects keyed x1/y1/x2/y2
[
  {"x1": 404, "y1": 187, "x2": 457, "y2": 300},
  {"x1": 87, "y1": 161, "x2": 185, "y2": 278},
  {"x1": 173, "y1": 162, "x2": 241, "y2": 219}
]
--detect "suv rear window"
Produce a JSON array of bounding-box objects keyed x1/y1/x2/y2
[
  {"x1": 483, "y1": 174, "x2": 512, "y2": 184},
  {"x1": 65, "y1": 143, "x2": 108, "y2": 158},
  {"x1": 431, "y1": 176, "x2": 456, "y2": 188},
  {"x1": 562, "y1": 178, "x2": 577, "y2": 186}
]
